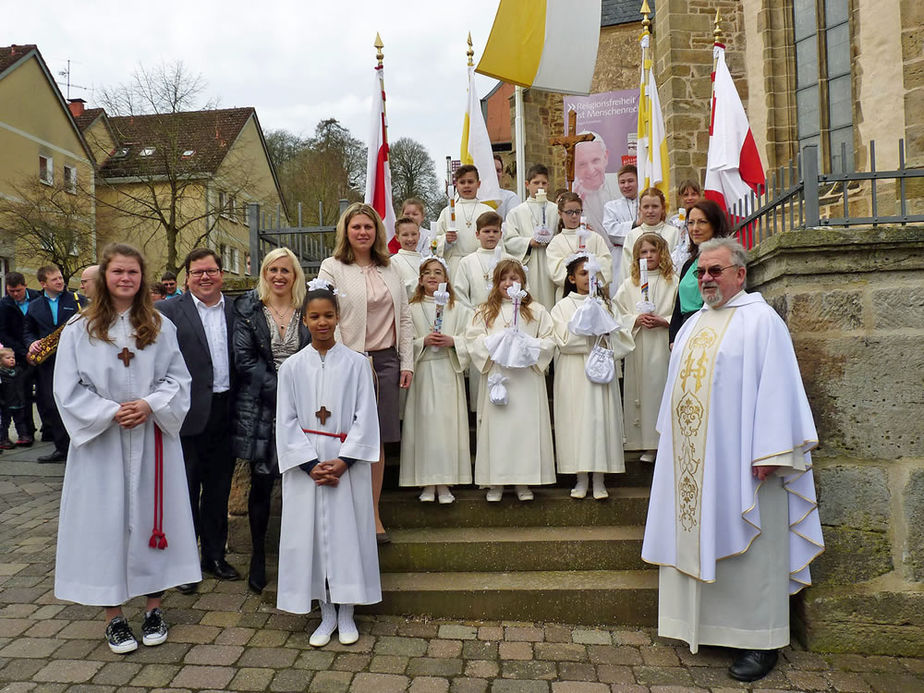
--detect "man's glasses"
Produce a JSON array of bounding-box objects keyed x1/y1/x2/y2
[
  {"x1": 694, "y1": 264, "x2": 737, "y2": 279},
  {"x1": 189, "y1": 268, "x2": 222, "y2": 278}
]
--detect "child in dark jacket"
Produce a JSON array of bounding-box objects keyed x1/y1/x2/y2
[{"x1": 0, "y1": 348, "x2": 32, "y2": 448}]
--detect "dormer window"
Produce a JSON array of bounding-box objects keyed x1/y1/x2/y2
[
  {"x1": 181, "y1": 149, "x2": 196, "y2": 158},
  {"x1": 112, "y1": 147, "x2": 130, "y2": 159},
  {"x1": 139, "y1": 147, "x2": 156, "y2": 157}
]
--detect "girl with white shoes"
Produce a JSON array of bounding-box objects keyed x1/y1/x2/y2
[
  {"x1": 550, "y1": 253, "x2": 634, "y2": 500},
  {"x1": 274, "y1": 280, "x2": 382, "y2": 647},
  {"x1": 399, "y1": 258, "x2": 472, "y2": 504},
  {"x1": 467, "y1": 260, "x2": 556, "y2": 503}
]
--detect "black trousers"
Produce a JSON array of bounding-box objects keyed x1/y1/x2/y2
[
  {"x1": 180, "y1": 392, "x2": 234, "y2": 563},
  {"x1": 1, "y1": 407, "x2": 31, "y2": 441},
  {"x1": 35, "y1": 360, "x2": 68, "y2": 453}
]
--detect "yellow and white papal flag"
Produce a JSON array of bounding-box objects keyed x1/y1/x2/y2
[
  {"x1": 475, "y1": 0, "x2": 601, "y2": 95},
  {"x1": 636, "y1": 32, "x2": 670, "y2": 200},
  {"x1": 461, "y1": 63, "x2": 501, "y2": 205}
]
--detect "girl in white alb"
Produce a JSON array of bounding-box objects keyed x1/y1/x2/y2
[
  {"x1": 467, "y1": 259, "x2": 556, "y2": 503},
  {"x1": 613, "y1": 233, "x2": 678, "y2": 461},
  {"x1": 399, "y1": 258, "x2": 472, "y2": 504},
  {"x1": 550, "y1": 253, "x2": 634, "y2": 499}
]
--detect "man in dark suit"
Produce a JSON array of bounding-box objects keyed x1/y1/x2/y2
[
  {"x1": 157, "y1": 249, "x2": 240, "y2": 593},
  {"x1": 24, "y1": 265, "x2": 86, "y2": 462},
  {"x1": 0, "y1": 272, "x2": 41, "y2": 447}
]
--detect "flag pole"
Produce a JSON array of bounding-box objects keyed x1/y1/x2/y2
[
  {"x1": 639, "y1": 0, "x2": 652, "y2": 190},
  {"x1": 515, "y1": 86, "x2": 525, "y2": 200},
  {"x1": 375, "y1": 32, "x2": 388, "y2": 135}
]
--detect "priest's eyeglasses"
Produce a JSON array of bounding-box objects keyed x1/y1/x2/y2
[
  {"x1": 189, "y1": 268, "x2": 223, "y2": 278},
  {"x1": 694, "y1": 264, "x2": 737, "y2": 279}
]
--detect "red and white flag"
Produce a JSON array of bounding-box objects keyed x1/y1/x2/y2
[
  {"x1": 364, "y1": 62, "x2": 398, "y2": 253},
  {"x1": 704, "y1": 43, "x2": 765, "y2": 243}
]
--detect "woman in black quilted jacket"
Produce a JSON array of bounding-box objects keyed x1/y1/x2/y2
[{"x1": 232, "y1": 248, "x2": 309, "y2": 593}]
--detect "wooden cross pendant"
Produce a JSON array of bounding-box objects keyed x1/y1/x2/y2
[
  {"x1": 549, "y1": 108, "x2": 595, "y2": 192},
  {"x1": 315, "y1": 406, "x2": 332, "y2": 424},
  {"x1": 117, "y1": 347, "x2": 135, "y2": 367}
]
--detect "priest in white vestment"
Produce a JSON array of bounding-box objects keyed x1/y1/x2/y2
[{"x1": 641, "y1": 238, "x2": 824, "y2": 683}]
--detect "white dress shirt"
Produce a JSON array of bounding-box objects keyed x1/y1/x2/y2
[{"x1": 191, "y1": 293, "x2": 230, "y2": 393}]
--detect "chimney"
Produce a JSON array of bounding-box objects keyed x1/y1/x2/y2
[{"x1": 68, "y1": 98, "x2": 86, "y2": 118}]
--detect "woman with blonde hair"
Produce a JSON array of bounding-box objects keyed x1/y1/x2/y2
[
  {"x1": 319, "y1": 202, "x2": 413, "y2": 543},
  {"x1": 232, "y1": 247, "x2": 310, "y2": 593}
]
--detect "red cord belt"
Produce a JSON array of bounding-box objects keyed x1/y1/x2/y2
[
  {"x1": 149, "y1": 425, "x2": 167, "y2": 550},
  {"x1": 302, "y1": 428, "x2": 348, "y2": 442}
]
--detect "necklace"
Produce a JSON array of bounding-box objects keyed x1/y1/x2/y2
[
  {"x1": 266, "y1": 303, "x2": 293, "y2": 334},
  {"x1": 459, "y1": 200, "x2": 478, "y2": 228}
]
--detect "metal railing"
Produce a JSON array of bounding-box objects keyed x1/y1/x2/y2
[
  {"x1": 247, "y1": 200, "x2": 347, "y2": 277},
  {"x1": 731, "y1": 141, "x2": 924, "y2": 243}
]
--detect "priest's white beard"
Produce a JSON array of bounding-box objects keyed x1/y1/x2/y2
[{"x1": 702, "y1": 283, "x2": 724, "y2": 307}]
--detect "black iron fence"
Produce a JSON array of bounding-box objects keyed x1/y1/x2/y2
[
  {"x1": 247, "y1": 200, "x2": 346, "y2": 277},
  {"x1": 732, "y1": 141, "x2": 924, "y2": 244}
]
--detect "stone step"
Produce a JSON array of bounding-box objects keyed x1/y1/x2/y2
[
  {"x1": 380, "y1": 486, "x2": 650, "y2": 529},
  {"x1": 378, "y1": 525, "x2": 651, "y2": 573},
  {"x1": 364, "y1": 569, "x2": 659, "y2": 626}
]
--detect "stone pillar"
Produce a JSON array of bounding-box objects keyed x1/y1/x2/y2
[
  {"x1": 901, "y1": 0, "x2": 924, "y2": 169},
  {"x1": 747, "y1": 226, "x2": 924, "y2": 656}
]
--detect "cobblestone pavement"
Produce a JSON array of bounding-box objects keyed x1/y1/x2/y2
[{"x1": 1, "y1": 453, "x2": 923, "y2": 692}]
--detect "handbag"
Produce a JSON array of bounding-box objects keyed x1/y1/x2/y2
[{"x1": 585, "y1": 335, "x2": 615, "y2": 384}]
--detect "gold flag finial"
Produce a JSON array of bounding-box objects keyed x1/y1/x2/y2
[
  {"x1": 375, "y1": 33, "x2": 384, "y2": 67},
  {"x1": 640, "y1": 0, "x2": 652, "y2": 32},
  {"x1": 714, "y1": 9, "x2": 724, "y2": 43},
  {"x1": 467, "y1": 32, "x2": 474, "y2": 67}
]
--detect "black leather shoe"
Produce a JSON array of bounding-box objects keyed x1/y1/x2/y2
[
  {"x1": 201, "y1": 559, "x2": 241, "y2": 581},
  {"x1": 175, "y1": 582, "x2": 197, "y2": 595},
  {"x1": 248, "y1": 554, "x2": 266, "y2": 594},
  {"x1": 37, "y1": 450, "x2": 67, "y2": 463},
  {"x1": 728, "y1": 649, "x2": 779, "y2": 682}
]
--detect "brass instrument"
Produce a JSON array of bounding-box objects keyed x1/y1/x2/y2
[{"x1": 27, "y1": 321, "x2": 66, "y2": 366}]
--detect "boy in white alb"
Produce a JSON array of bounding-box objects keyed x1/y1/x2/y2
[
  {"x1": 601, "y1": 164, "x2": 641, "y2": 282},
  {"x1": 503, "y1": 164, "x2": 559, "y2": 309},
  {"x1": 436, "y1": 165, "x2": 494, "y2": 275},
  {"x1": 454, "y1": 212, "x2": 512, "y2": 310},
  {"x1": 391, "y1": 218, "x2": 422, "y2": 299},
  {"x1": 546, "y1": 191, "x2": 612, "y2": 302}
]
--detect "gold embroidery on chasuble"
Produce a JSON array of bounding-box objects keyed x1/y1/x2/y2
[{"x1": 671, "y1": 307, "x2": 736, "y2": 577}]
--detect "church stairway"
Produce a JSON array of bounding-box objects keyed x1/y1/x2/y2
[{"x1": 238, "y1": 459, "x2": 658, "y2": 626}]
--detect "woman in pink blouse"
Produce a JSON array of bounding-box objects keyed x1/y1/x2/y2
[{"x1": 318, "y1": 203, "x2": 413, "y2": 542}]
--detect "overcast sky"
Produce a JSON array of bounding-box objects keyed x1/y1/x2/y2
[{"x1": 11, "y1": 0, "x2": 508, "y2": 185}]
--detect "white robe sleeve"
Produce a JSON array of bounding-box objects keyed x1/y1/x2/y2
[
  {"x1": 53, "y1": 321, "x2": 122, "y2": 447},
  {"x1": 452, "y1": 259, "x2": 475, "y2": 310},
  {"x1": 532, "y1": 305, "x2": 556, "y2": 374},
  {"x1": 466, "y1": 312, "x2": 493, "y2": 375},
  {"x1": 275, "y1": 357, "x2": 320, "y2": 474},
  {"x1": 602, "y1": 200, "x2": 634, "y2": 246},
  {"x1": 337, "y1": 357, "x2": 381, "y2": 463},
  {"x1": 141, "y1": 322, "x2": 191, "y2": 437},
  {"x1": 503, "y1": 205, "x2": 532, "y2": 263}
]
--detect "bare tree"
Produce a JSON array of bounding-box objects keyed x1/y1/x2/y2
[
  {"x1": 91, "y1": 62, "x2": 263, "y2": 274},
  {"x1": 267, "y1": 120, "x2": 366, "y2": 225},
  {"x1": 389, "y1": 137, "x2": 443, "y2": 219},
  {"x1": 0, "y1": 177, "x2": 95, "y2": 285}
]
